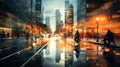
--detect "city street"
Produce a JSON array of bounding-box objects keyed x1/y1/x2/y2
[
  {"x1": 0, "y1": 0, "x2": 120, "y2": 67},
  {"x1": 0, "y1": 37, "x2": 48, "y2": 67},
  {"x1": 1, "y1": 36, "x2": 119, "y2": 67},
  {"x1": 39, "y1": 37, "x2": 120, "y2": 67}
]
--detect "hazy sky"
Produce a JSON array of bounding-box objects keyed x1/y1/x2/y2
[{"x1": 43, "y1": 0, "x2": 65, "y2": 32}]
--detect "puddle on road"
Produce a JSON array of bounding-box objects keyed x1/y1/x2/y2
[{"x1": 41, "y1": 38, "x2": 120, "y2": 67}]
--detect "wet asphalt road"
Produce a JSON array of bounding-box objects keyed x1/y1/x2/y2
[{"x1": 0, "y1": 37, "x2": 120, "y2": 67}]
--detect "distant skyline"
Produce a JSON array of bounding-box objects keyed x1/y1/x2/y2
[
  {"x1": 43, "y1": 0, "x2": 65, "y2": 32},
  {"x1": 42, "y1": 0, "x2": 74, "y2": 32}
]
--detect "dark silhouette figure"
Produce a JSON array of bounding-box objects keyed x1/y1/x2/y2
[
  {"x1": 74, "y1": 30, "x2": 80, "y2": 43},
  {"x1": 103, "y1": 49, "x2": 115, "y2": 67},
  {"x1": 74, "y1": 45, "x2": 80, "y2": 58},
  {"x1": 74, "y1": 30, "x2": 81, "y2": 58},
  {"x1": 103, "y1": 30, "x2": 116, "y2": 46},
  {"x1": 7, "y1": 32, "x2": 9, "y2": 38}
]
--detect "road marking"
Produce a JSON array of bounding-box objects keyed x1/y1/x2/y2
[
  {"x1": 0, "y1": 48, "x2": 27, "y2": 61},
  {"x1": 0, "y1": 47, "x2": 12, "y2": 52},
  {"x1": 21, "y1": 41, "x2": 49, "y2": 67},
  {"x1": 0, "y1": 46, "x2": 17, "y2": 52}
]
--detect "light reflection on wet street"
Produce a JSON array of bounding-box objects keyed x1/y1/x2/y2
[
  {"x1": 42, "y1": 37, "x2": 64, "y2": 67},
  {"x1": 0, "y1": 37, "x2": 120, "y2": 67},
  {"x1": 41, "y1": 37, "x2": 113, "y2": 67}
]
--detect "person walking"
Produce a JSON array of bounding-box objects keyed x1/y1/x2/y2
[
  {"x1": 103, "y1": 30, "x2": 116, "y2": 46},
  {"x1": 74, "y1": 30, "x2": 81, "y2": 58},
  {"x1": 74, "y1": 30, "x2": 81, "y2": 43}
]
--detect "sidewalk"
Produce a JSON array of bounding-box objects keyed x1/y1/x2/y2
[{"x1": 82, "y1": 38, "x2": 120, "y2": 47}]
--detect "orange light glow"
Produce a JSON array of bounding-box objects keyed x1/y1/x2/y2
[
  {"x1": 62, "y1": 24, "x2": 65, "y2": 29},
  {"x1": 83, "y1": 15, "x2": 120, "y2": 36},
  {"x1": 96, "y1": 17, "x2": 99, "y2": 21},
  {"x1": 80, "y1": 42, "x2": 97, "y2": 50}
]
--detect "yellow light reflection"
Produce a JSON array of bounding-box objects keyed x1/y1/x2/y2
[
  {"x1": 32, "y1": 42, "x2": 36, "y2": 47},
  {"x1": 49, "y1": 38, "x2": 56, "y2": 58},
  {"x1": 80, "y1": 42, "x2": 97, "y2": 50}
]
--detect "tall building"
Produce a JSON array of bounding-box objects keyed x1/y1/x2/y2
[
  {"x1": 66, "y1": 4, "x2": 74, "y2": 26},
  {"x1": 85, "y1": 0, "x2": 120, "y2": 37},
  {"x1": 108, "y1": 0, "x2": 120, "y2": 21},
  {"x1": 59, "y1": 20, "x2": 64, "y2": 32},
  {"x1": 64, "y1": 0, "x2": 74, "y2": 37},
  {"x1": 64, "y1": 2, "x2": 74, "y2": 37},
  {"x1": 86, "y1": 0, "x2": 110, "y2": 17},
  {"x1": 86, "y1": 0, "x2": 120, "y2": 20},
  {"x1": 45, "y1": 16, "x2": 50, "y2": 26},
  {"x1": 41, "y1": 6, "x2": 44, "y2": 23},
  {"x1": 35, "y1": 0, "x2": 41, "y2": 23},
  {"x1": 65, "y1": 0, "x2": 70, "y2": 8},
  {"x1": 0, "y1": 0, "x2": 32, "y2": 37},
  {"x1": 45, "y1": 16, "x2": 51, "y2": 33},
  {"x1": 0, "y1": 0, "x2": 32, "y2": 23},
  {"x1": 55, "y1": 9, "x2": 61, "y2": 33},
  {"x1": 77, "y1": 0, "x2": 86, "y2": 23},
  {"x1": 65, "y1": 0, "x2": 70, "y2": 24}
]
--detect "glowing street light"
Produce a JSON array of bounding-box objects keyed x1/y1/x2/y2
[
  {"x1": 96, "y1": 17, "x2": 99, "y2": 42},
  {"x1": 96, "y1": 17, "x2": 99, "y2": 21},
  {"x1": 96, "y1": 17, "x2": 100, "y2": 56}
]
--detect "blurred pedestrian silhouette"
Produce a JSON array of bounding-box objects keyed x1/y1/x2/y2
[
  {"x1": 74, "y1": 30, "x2": 81, "y2": 58},
  {"x1": 74, "y1": 30, "x2": 80, "y2": 43},
  {"x1": 103, "y1": 30, "x2": 116, "y2": 46}
]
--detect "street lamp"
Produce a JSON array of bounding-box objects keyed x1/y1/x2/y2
[
  {"x1": 96, "y1": 17, "x2": 99, "y2": 42},
  {"x1": 96, "y1": 17, "x2": 99, "y2": 56}
]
